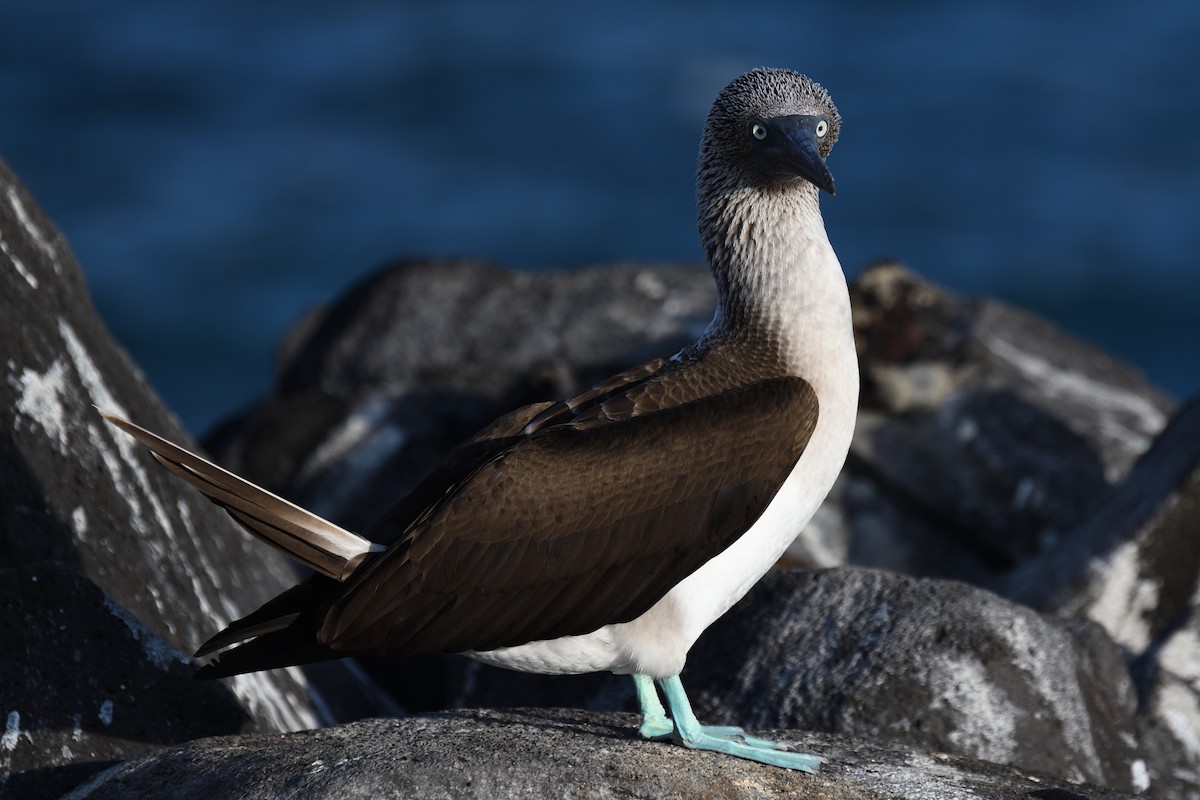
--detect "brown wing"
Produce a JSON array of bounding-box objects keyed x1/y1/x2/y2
[
  {"x1": 320, "y1": 375, "x2": 818, "y2": 655},
  {"x1": 359, "y1": 357, "x2": 672, "y2": 546}
]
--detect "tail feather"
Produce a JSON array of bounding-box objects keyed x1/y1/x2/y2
[
  {"x1": 194, "y1": 620, "x2": 340, "y2": 679},
  {"x1": 194, "y1": 576, "x2": 335, "y2": 657},
  {"x1": 99, "y1": 409, "x2": 376, "y2": 582}
]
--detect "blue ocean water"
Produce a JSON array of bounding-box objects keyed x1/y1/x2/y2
[{"x1": 2, "y1": 2, "x2": 1197, "y2": 433}]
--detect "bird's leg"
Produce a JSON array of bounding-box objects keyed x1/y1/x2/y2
[
  {"x1": 633, "y1": 673, "x2": 674, "y2": 740},
  {"x1": 653, "y1": 675, "x2": 779, "y2": 749},
  {"x1": 657, "y1": 675, "x2": 821, "y2": 772}
]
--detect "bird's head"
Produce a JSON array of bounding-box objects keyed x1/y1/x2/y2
[{"x1": 699, "y1": 69, "x2": 841, "y2": 196}]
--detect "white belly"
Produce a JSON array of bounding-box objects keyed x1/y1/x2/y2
[{"x1": 466, "y1": 372, "x2": 858, "y2": 678}]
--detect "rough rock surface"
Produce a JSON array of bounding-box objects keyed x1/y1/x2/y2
[
  {"x1": 1002, "y1": 396, "x2": 1200, "y2": 654},
  {"x1": 1133, "y1": 603, "x2": 1200, "y2": 800},
  {"x1": 0, "y1": 159, "x2": 391, "y2": 790},
  {"x1": 688, "y1": 569, "x2": 1142, "y2": 792},
  {"x1": 65, "y1": 709, "x2": 1136, "y2": 800},
  {"x1": 0, "y1": 564, "x2": 249, "y2": 800},
  {"x1": 835, "y1": 262, "x2": 1174, "y2": 582},
  {"x1": 849, "y1": 262, "x2": 1173, "y2": 482}
]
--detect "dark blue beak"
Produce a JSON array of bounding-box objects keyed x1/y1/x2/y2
[{"x1": 750, "y1": 114, "x2": 835, "y2": 195}]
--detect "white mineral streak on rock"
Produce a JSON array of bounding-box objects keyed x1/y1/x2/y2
[
  {"x1": 71, "y1": 506, "x2": 89, "y2": 542},
  {"x1": 98, "y1": 699, "x2": 113, "y2": 727},
  {"x1": 297, "y1": 395, "x2": 408, "y2": 517},
  {"x1": 1158, "y1": 682, "x2": 1200, "y2": 761},
  {"x1": 1129, "y1": 758, "x2": 1150, "y2": 793},
  {"x1": 983, "y1": 337, "x2": 1166, "y2": 478},
  {"x1": 926, "y1": 652, "x2": 1018, "y2": 764},
  {"x1": 57, "y1": 319, "x2": 318, "y2": 734},
  {"x1": 994, "y1": 610, "x2": 1103, "y2": 782},
  {"x1": 177, "y1": 498, "x2": 242, "y2": 622},
  {"x1": 59, "y1": 318, "x2": 180, "y2": 627},
  {"x1": 1, "y1": 711, "x2": 26, "y2": 752},
  {"x1": 231, "y1": 668, "x2": 318, "y2": 733},
  {"x1": 12, "y1": 358, "x2": 69, "y2": 451},
  {"x1": 1158, "y1": 625, "x2": 1200, "y2": 687},
  {"x1": 0, "y1": 225, "x2": 36, "y2": 288},
  {"x1": 7, "y1": 185, "x2": 57, "y2": 264},
  {"x1": 103, "y1": 596, "x2": 189, "y2": 671},
  {"x1": 1084, "y1": 539, "x2": 1159, "y2": 652}
]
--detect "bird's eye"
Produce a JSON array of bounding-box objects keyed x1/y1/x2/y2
[
  {"x1": 751, "y1": 123, "x2": 768, "y2": 141},
  {"x1": 815, "y1": 119, "x2": 829, "y2": 139}
]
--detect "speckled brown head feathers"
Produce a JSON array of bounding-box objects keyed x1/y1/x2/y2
[{"x1": 698, "y1": 69, "x2": 841, "y2": 196}]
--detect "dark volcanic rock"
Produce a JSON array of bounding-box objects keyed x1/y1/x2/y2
[
  {"x1": 685, "y1": 569, "x2": 1142, "y2": 793},
  {"x1": 1133, "y1": 604, "x2": 1200, "y2": 800},
  {"x1": 0, "y1": 160, "x2": 387, "y2": 736},
  {"x1": 65, "y1": 709, "x2": 1136, "y2": 800},
  {"x1": 0, "y1": 564, "x2": 249, "y2": 800},
  {"x1": 851, "y1": 389, "x2": 1109, "y2": 568},
  {"x1": 1002, "y1": 396, "x2": 1200, "y2": 655},
  {"x1": 839, "y1": 262, "x2": 1174, "y2": 581},
  {"x1": 0, "y1": 158, "x2": 311, "y2": 729},
  {"x1": 850, "y1": 261, "x2": 1173, "y2": 482}
]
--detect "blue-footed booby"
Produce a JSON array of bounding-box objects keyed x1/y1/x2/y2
[{"x1": 101, "y1": 68, "x2": 858, "y2": 772}]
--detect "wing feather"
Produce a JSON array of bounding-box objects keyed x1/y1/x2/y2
[{"x1": 322, "y1": 376, "x2": 818, "y2": 655}]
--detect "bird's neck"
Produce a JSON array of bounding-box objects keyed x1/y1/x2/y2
[{"x1": 699, "y1": 183, "x2": 854, "y2": 384}]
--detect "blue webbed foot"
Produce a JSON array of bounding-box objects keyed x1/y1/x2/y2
[
  {"x1": 675, "y1": 726, "x2": 821, "y2": 771},
  {"x1": 656, "y1": 675, "x2": 821, "y2": 773},
  {"x1": 692, "y1": 725, "x2": 785, "y2": 751}
]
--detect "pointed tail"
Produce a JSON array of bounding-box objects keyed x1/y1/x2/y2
[{"x1": 99, "y1": 409, "x2": 378, "y2": 582}]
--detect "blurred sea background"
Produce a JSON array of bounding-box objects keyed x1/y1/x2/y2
[{"x1": 2, "y1": 1, "x2": 1197, "y2": 434}]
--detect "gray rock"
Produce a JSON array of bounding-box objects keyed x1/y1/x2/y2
[
  {"x1": 841, "y1": 262, "x2": 1174, "y2": 581},
  {"x1": 0, "y1": 564, "x2": 248, "y2": 800},
  {"x1": 850, "y1": 261, "x2": 1173, "y2": 482},
  {"x1": 0, "y1": 158, "x2": 380, "y2": 732},
  {"x1": 64, "y1": 709, "x2": 1136, "y2": 800},
  {"x1": 686, "y1": 569, "x2": 1143, "y2": 793},
  {"x1": 1002, "y1": 396, "x2": 1200, "y2": 654},
  {"x1": 852, "y1": 389, "x2": 1109, "y2": 568},
  {"x1": 209, "y1": 258, "x2": 716, "y2": 532},
  {"x1": 1133, "y1": 604, "x2": 1200, "y2": 800}
]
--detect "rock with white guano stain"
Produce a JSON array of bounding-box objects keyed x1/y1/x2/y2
[
  {"x1": 0, "y1": 564, "x2": 248, "y2": 800},
  {"x1": 1001, "y1": 394, "x2": 1200, "y2": 653},
  {"x1": 0, "y1": 159, "x2": 398, "y2": 792},
  {"x1": 1134, "y1": 602, "x2": 1200, "y2": 800},
  {"x1": 687, "y1": 568, "x2": 1143, "y2": 792}
]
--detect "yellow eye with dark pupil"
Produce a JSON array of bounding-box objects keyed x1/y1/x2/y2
[
  {"x1": 751, "y1": 123, "x2": 768, "y2": 140},
  {"x1": 816, "y1": 119, "x2": 829, "y2": 138}
]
